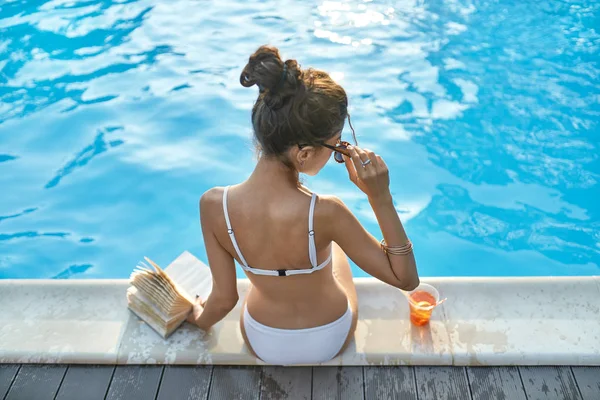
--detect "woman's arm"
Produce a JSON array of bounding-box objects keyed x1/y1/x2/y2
[
  {"x1": 188, "y1": 189, "x2": 239, "y2": 331},
  {"x1": 326, "y1": 146, "x2": 419, "y2": 290}
]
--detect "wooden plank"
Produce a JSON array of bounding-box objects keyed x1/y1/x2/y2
[
  {"x1": 105, "y1": 365, "x2": 163, "y2": 400},
  {"x1": 5, "y1": 365, "x2": 67, "y2": 400},
  {"x1": 312, "y1": 367, "x2": 363, "y2": 400},
  {"x1": 571, "y1": 367, "x2": 600, "y2": 400},
  {"x1": 55, "y1": 365, "x2": 115, "y2": 400},
  {"x1": 208, "y1": 366, "x2": 261, "y2": 400},
  {"x1": 0, "y1": 365, "x2": 19, "y2": 399},
  {"x1": 0, "y1": 365, "x2": 19, "y2": 400},
  {"x1": 364, "y1": 366, "x2": 417, "y2": 400},
  {"x1": 519, "y1": 367, "x2": 582, "y2": 400},
  {"x1": 156, "y1": 366, "x2": 212, "y2": 400},
  {"x1": 467, "y1": 367, "x2": 527, "y2": 400},
  {"x1": 415, "y1": 366, "x2": 471, "y2": 400},
  {"x1": 260, "y1": 367, "x2": 311, "y2": 400}
]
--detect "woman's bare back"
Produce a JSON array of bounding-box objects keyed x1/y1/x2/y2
[{"x1": 205, "y1": 182, "x2": 350, "y2": 329}]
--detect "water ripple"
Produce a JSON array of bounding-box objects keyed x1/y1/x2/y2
[
  {"x1": 52, "y1": 263, "x2": 93, "y2": 279},
  {"x1": 0, "y1": 154, "x2": 18, "y2": 163},
  {"x1": 0, "y1": 231, "x2": 69, "y2": 241},
  {"x1": 0, "y1": 207, "x2": 37, "y2": 223},
  {"x1": 45, "y1": 127, "x2": 124, "y2": 189}
]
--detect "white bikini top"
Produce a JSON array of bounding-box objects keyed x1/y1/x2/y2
[{"x1": 223, "y1": 186, "x2": 332, "y2": 277}]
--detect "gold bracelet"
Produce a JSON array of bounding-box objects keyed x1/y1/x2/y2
[{"x1": 380, "y1": 239, "x2": 413, "y2": 255}]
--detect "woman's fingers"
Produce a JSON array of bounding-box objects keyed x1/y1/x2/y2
[
  {"x1": 363, "y1": 149, "x2": 379, "y2": 172},
  {"x1": 348, "y1": 146, "x2": 366, "y2": 176},
  {"x1": 186, "y1": 311, "x2": 196, "y2": 323},
  {"x1": 355, "y1": 147, "x2": 370, "y2": 168},
  {"x1": 344, "y1": 145, "x2": 391, "y2": 197},
  {"x1": 355, "y1": 147, "x2": 379, "y2": 176},
  {"x1": 376, "y1": 155, "x2": 388, "y2": 172},
  {"x1": 344, "y1": 152, "x2": 358, "y2": 183},
  {"x1": 343, "y1": 146, "x2": 390, "y2": 198},
  {"x1": 365, "y1": 149, "x2": 377, "y2": 163}
]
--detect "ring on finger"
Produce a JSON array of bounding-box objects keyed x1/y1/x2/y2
[{"x1": 361, "y1": 159, "x2": 372, "y2": 167}]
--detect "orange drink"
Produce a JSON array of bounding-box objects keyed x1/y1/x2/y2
[{"x1": 405, "y1": 283, "x2": 441, "y2": 326}]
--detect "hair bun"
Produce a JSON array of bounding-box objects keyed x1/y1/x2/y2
[{"x1": 240, "y1": 45, "x2": 301, "y2": 105}]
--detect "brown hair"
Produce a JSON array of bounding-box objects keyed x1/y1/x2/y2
[{"x1": 240, "y1": 45, "x2": 349, "y2": 167}]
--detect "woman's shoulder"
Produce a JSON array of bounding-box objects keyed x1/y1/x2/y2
[
  {"x1": 200, "y1": 186, "x2": 224, "y2": 202},
  {"x1": 299, "y1": 185, "x2": 343, "y2": 205},
  {"x1": 309, "y1": 193, "x2": 354, "y2": 241},
  {"x1": 314, "y1": 192, "x2": 343, "y2": 206},
  {"x1": 199, "y1": 186, "x2": 227, "y2": 216},
  {"x1": 313, "y1": 193, "x2": 352, "y2": 221}
]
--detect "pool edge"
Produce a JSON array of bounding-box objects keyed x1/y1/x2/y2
[{"x1": 1, "y1": 252, "x2": 599, "y2": 366}]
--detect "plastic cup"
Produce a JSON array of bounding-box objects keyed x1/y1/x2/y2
[{"x1": 405, "y1": 283, "x2": 440, "y2": 326}]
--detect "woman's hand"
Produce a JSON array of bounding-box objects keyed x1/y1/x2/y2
[
  {"x1": 186, "y1": 296, "x2": 204, "y2": 326},
  {"x1": 344, "y1": 146, "x2": 391, "y2": 201}
]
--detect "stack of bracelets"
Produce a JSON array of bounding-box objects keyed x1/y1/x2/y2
[{"x1": 380, "y1": 239, "x2": 413, "y2": 255}]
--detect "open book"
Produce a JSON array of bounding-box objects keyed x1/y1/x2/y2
[{"x1": 126, "y1": 255, "x2": 213, "y2": 338}]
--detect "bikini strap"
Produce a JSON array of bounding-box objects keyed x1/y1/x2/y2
[
  {"x1": 308, "y1": 193, "x2": 318, "y2": 268},
  {"x1": 223, "y1": 186, "x2": 250, "y2": 268}
]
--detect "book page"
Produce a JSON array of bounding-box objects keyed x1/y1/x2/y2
[{"x1": 164, "y1": 252, "x2": 213, "y2": 302}]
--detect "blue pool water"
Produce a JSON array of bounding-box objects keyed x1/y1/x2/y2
[{"x1": 1, "y1": 0, "x2": 599, "y2": 279}]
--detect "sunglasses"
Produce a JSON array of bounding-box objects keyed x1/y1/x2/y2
[
  {"x1": 322, "y1": 141, "x2": 352, "y2": 163},
  {"x1": 298, "y1": 114, "x2": 358, "y2": 164},
  {"x1": 323, "y1": 113, "x2": 358, "y2": 163}
]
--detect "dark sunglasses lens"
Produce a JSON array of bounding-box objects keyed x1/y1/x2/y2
[{"x1": 333, "y1": 141, "x2": 350, "y2": 163}]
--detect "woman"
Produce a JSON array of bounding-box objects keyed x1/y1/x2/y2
[{"x1": 187, "y1": 45, "x2": 419, "y2": 365}]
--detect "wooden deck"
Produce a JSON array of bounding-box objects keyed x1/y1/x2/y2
[{"x1": 1, "y1": 364, "x2": 598, "y2": 400}]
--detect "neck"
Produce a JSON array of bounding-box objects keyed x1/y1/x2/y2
[{"x1": 247, "y1": 155, "x2": 300, "y2": 189}]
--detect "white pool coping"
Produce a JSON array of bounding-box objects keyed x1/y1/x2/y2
[{"x1": 1, "y1": 251, "x2": 599, "y2": 366}]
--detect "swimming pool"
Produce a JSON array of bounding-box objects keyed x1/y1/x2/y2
[{"x1": 0, "y1": 0, "x2": 598, "y2": 279}]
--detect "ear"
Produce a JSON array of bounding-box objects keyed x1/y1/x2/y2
[{"x1": 296, "y1": 145, "x2": 315, "y2": 166}]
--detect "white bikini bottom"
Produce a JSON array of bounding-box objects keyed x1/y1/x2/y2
[{"x1": 243, "y1": 305, "x2": 353, "y2": 365}]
